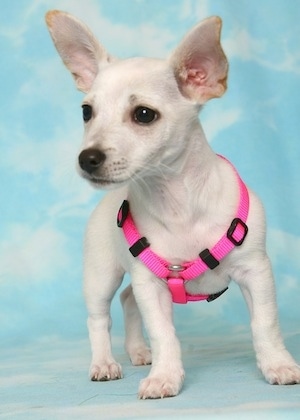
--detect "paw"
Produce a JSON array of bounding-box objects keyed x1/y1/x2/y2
[
  {"x1": 138, "y1": 370, "x2": 185, "y2": 399},
  {"x1": 128, "y1": 346, "x2": 152, "y2": 366},
  {"x1": 90, "y1": 362, "x2": 123, "y2": 381},
  {"x1": 263, "y1": 364, "x2": 300, "y2": 385}
]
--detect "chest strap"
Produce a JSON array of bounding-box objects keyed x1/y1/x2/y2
[{"x1": 117, "y1": 156, "x2": 249, "y2": 304}]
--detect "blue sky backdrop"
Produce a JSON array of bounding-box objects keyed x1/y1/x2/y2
[{"x1": 1, "y1": 0, "x2": 300, "y2": 346}]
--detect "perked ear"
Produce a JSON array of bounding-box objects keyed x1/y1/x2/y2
[
  {"x1": 170, "y1": 16, "x2": 228, "y2": 104},
  {"x1": 45, "y1": 10, "x2": 115, "y2": 92}
]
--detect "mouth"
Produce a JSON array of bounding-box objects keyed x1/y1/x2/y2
[{"x1": 81, "y1": 172, "x2": 128, "y2": 188}]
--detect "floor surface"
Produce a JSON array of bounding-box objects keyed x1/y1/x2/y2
[{"x1": 1, "y1": 327, "x2": 300, "y2": 419}]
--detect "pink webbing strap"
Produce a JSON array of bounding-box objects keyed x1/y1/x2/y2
[{"x1": 117, "y1": 156, "x2": 249, "y2": 304}]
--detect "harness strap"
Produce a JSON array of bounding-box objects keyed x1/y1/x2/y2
[{"x1": 117, "y1": 156, "x2": 249, "y2": 304}]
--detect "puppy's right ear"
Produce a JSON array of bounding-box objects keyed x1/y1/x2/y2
[{"x1": 45, "y1": 10, "x2": 114, "y2": 92}]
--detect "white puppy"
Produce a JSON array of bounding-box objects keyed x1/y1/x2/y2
[{"x1": 46, "y1": 10, "x2": 300, "y2": 399}]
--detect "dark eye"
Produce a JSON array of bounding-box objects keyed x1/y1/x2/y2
[
  {"x1": 82, "y1": 104, "x2": 93, "y2": 122},
  {"x1": 133, "y1": 106, "x2": 158, "y2": 124}
]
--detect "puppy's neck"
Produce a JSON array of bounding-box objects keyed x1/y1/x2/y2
[{"x1": 128, "y1": 126, "x2": 225, "y2": 227}]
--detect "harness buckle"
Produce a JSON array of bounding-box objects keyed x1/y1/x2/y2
[
  {"x1": 117, "y1": 200, "x2": 129, "y2": 228},
  {"x1": 207, "y1": 287, "x2": 228, "y2": 302},
  {"x1": 129, "y1": 237, "x2": 150, "y2": 257},
  {"x1": 227, "y1": 218, "x2": 248, "y2": 246},
  {"x1": 199, "y1": 249, "x2": 220, "y2": 269}
]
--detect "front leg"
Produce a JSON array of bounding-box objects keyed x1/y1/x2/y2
[
  {"x1": 84, "y1": 254, "x2": 124, "y2": 381},
  {"x1": 131, "y1": 264, "x2": 185, "y2": 399},
  {"x1": 237, "y1": 254, "x2": 300, "y2": 385}
]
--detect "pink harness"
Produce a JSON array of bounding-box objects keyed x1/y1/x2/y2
[{"x1": 117, "y1": 156, "x2": 249, "y2": 304}]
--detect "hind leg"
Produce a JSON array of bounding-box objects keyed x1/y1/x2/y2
[
  {"x1": 238, "y1": 255, "x2": 300, "y2": 385},
  {"x1": 120, "y1": 284, "x2": 152, "y2": 366}
]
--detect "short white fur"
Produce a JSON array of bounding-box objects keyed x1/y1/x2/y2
[{"x1": 46, "y1": 10, "x2": 300, "y2": 399}]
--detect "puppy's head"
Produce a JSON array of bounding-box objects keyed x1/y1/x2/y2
[{"x1": 45, "y1": 11, "x2": 228, "y2": 189}]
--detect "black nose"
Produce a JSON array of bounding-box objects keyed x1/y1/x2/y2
[{"x1": 78, "y1": 148, "x2": 106, "y2": 174}]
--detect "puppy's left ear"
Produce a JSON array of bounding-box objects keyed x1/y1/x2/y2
[{"x1": 170, "y1": 17, "x2": 228, "y2": 104}]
